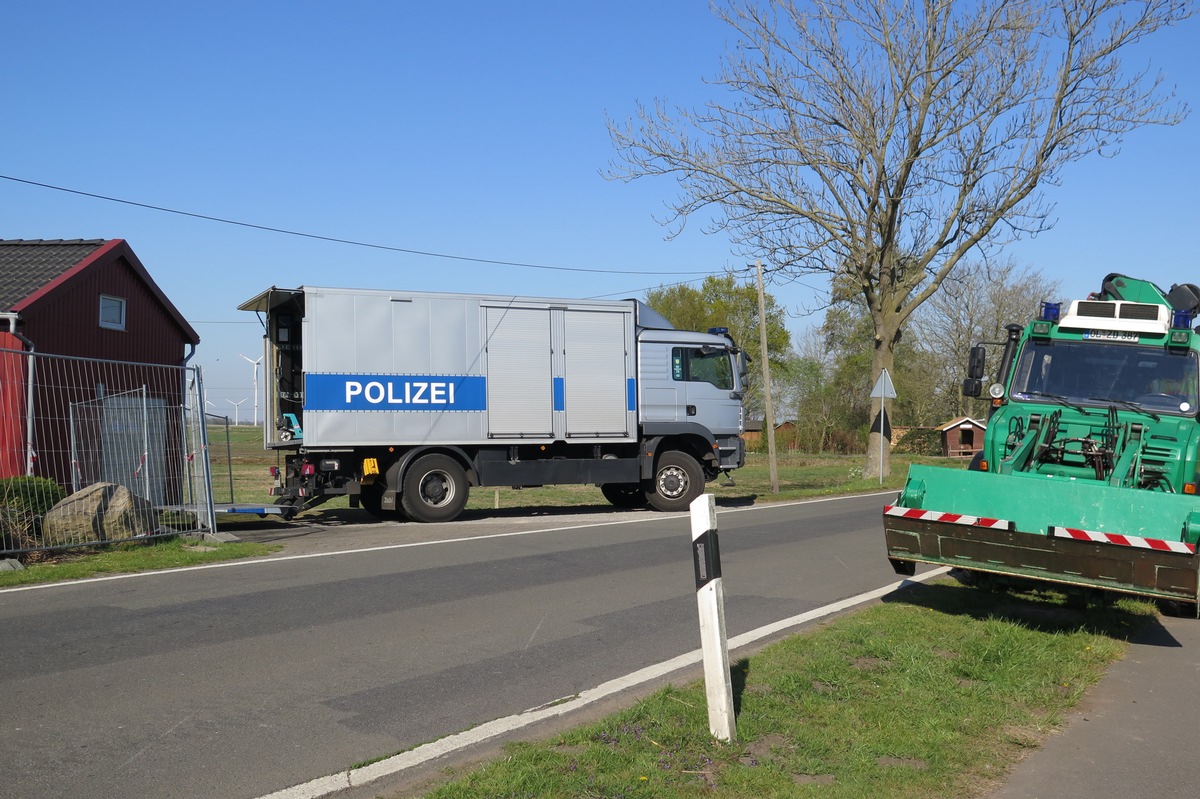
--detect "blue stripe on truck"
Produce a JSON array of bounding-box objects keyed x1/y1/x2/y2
[
  {"x1": 627, "y1": 378, "x2": 637, "y2": 411},
  {"x1": 305, "y1": 374, "x2": 487, "y2": 411},
  {"x1": 553, "y1": 377, "x2": 565, "y2": 411}
]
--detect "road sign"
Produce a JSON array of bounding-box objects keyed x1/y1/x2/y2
[{"x1": 871, "y1": 369, "x2": 897, "y2": 399}]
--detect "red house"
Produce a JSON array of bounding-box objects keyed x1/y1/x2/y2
[{"x1": 0, "y1": 239, "x2": 200, "y2": 496}]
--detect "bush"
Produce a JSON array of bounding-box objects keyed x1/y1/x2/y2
[
  {"x1": 0, "y1": 476, "x2": 66, "y2": 552},
  {"x1": 827, "y1": 428, "x2": 865, "y2": 454},
  {"x1": 893, "y1": 427, "x2": 944, "y2": 456}
]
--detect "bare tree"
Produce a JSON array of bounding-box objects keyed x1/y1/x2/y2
[
  {"x1": 608, "y1": 0, "x2": 1193, "y2": 478},
  {"x1": 915, "y1": 259, "x2": 1061, "y2": 420}
]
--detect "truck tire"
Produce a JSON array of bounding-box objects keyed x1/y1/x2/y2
[
  {"x1": 601, "y1": 483, "x2": 645, "y2": 509},
  {"x1": 401, "y1": 453, "x2": 469, "y2": 523},
  {"x1": 645, "y1": 451, "x2": 704, "y2": 512}
]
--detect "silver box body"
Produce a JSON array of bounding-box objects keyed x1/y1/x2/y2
[{"x1": 297, "y1": 287, "x2": 639, "y2": 448}]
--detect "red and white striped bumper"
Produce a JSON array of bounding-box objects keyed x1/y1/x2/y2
[
  {"x1": 883, "y1": 505, "x2": 1012, "y2": 531},
  {"x1": 1050, "y1": 526, "x2": 1196, "y2": 554}
]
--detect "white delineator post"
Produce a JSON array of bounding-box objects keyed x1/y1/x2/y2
[{"x1": 690, "y1": 494, "x2": 737, "y2": 743}]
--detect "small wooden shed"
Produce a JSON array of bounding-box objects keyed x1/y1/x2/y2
[{"x1": 937, "y1": 416, "x2": 987, "y2": 458}]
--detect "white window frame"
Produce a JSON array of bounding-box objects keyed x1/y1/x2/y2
[{"x1": 99, "y1": 295, "x2": 127, "y2": 331}]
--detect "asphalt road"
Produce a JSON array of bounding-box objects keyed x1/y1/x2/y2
[{"x1": 1, "y1": 493, "x2": 907, "y2": 799}]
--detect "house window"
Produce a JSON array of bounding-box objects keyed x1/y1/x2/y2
[{"x1": 99, "y1": 295, "x2": 127, "y2": 331}]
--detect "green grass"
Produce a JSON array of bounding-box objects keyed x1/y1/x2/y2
[
  {"x1": 208, "y1": 423, "x2": 281, "y2": 504},
  {"x1": 0, "y1": 537, "x2": 281, "y2": 588},
  {"x1": 418, "y1": 581, "x2": 1154, "y2": 799}
]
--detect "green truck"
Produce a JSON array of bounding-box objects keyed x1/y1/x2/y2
[{"x1": 884, "y1": 274, "x2": 1200, "y2": 611}]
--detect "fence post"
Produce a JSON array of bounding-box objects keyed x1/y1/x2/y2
[
  {"x1": 690, "y1": 493, "x2": 737, "y2": 743},
  {"x1": 141, "y1": 384, "x2": 151, "y2": 502}
]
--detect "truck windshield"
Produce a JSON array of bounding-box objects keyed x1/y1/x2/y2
[{"x1": 1010, "y1": 339, "x2": 1200, "y2": 415}]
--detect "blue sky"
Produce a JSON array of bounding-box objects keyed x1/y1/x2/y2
[{"x1": 3, "y1": 1, "x2": 1197, "y2": 415}]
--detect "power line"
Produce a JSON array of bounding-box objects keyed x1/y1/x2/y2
[{"x1": 0, "y1": 173, "x2": 719, "y2": 277}]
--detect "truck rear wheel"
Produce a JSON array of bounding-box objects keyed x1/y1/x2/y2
[
  {"x1": 645, "y1": 451, "x2": 703, "y2": 512},
  {"x1": 401, "y1": 454, "x2": 469, "y2": 523},
  {"x1": 601, "y1": 483, "x2": 645, "y2": 509}
]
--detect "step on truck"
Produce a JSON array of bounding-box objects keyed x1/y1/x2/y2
[
  {"x1": 238, "y1": 286, "x2": 747, "y2": 523},
  {"x1": 883, "y1": 273, "x2": 1200, "y2": 611}
]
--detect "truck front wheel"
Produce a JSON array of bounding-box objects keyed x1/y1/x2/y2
[
  {"x1": 401, "y1": 454, "x2": 470, "y2": 523},
  {"x1": 645, "y1": 451, "x2": 703, "y2": 512}
]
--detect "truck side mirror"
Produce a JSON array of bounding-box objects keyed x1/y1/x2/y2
[
  {"x1": 962, "y1": 378, "x2": 983, "y2": 398},
  {"x1": 737, "y1": 351, "x2": 750, "y2": 380},
  {"x1": 967, "y1": 345, "x2": 986, "y2": 380}
]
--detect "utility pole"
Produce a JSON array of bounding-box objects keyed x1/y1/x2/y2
[
  {"x1": 240, "y1": 354, "x2": 263, "y2": 427},
  {"x1": 754, "y1": 260, "x2": 779, "y2": 493}
]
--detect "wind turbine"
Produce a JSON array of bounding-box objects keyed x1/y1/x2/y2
[
  {"x1": 240, "y1": 353, "x2": 263, "y2": 427},
  {"x1": 226, "y1": 398, "x2": 248, "y2": 426}
]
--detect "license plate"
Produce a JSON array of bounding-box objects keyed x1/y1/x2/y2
[{"x1": 1082, "y1": 329, "x2": 1139, "y2": 342}]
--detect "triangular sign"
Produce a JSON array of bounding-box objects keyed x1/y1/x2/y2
[{"x1": 871, "y1": 369, "x2": 897, "y2": 399}]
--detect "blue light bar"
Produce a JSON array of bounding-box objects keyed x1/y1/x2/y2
[
  {"x1": 1172, "y1": 309, "x2": 1193, "y2": 330},
  {"x1": 708, "y1": 327, "x2": 729, "y2": 335},
  {"x1": 1040, "y1": 302, "x2": 1061, "y2": 322}
]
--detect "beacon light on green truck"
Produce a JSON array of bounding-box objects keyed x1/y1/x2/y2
[{"x1": 884, "y1": 273, "x2": 1200, "y2": 612}]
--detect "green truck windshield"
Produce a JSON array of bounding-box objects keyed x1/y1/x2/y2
[{"x1": 1010, "y1": 339, "x2": 1200, "y2": 415}]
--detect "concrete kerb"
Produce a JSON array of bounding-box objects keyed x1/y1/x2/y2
[{"x1": 252, "y1": 566, "x2": 951, "y2": 799}]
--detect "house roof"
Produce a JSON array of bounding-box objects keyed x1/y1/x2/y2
[
  {"x1": 0, "y1": 238, "x2": 199, "y2": 345},
  {"x1": 937, "y1": 416, "x2": 986, "y2": 432},
  {"x1": 0, "y1": 239, "x2": 108, "y2": 309}
]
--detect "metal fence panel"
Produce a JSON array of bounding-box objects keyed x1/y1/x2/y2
[
  {"x1": 0, "y1": 348, "x2": 215, "y2": 556},
  {"x1": 205, "y1": 413, "x2": 236, "y2": 505}
]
